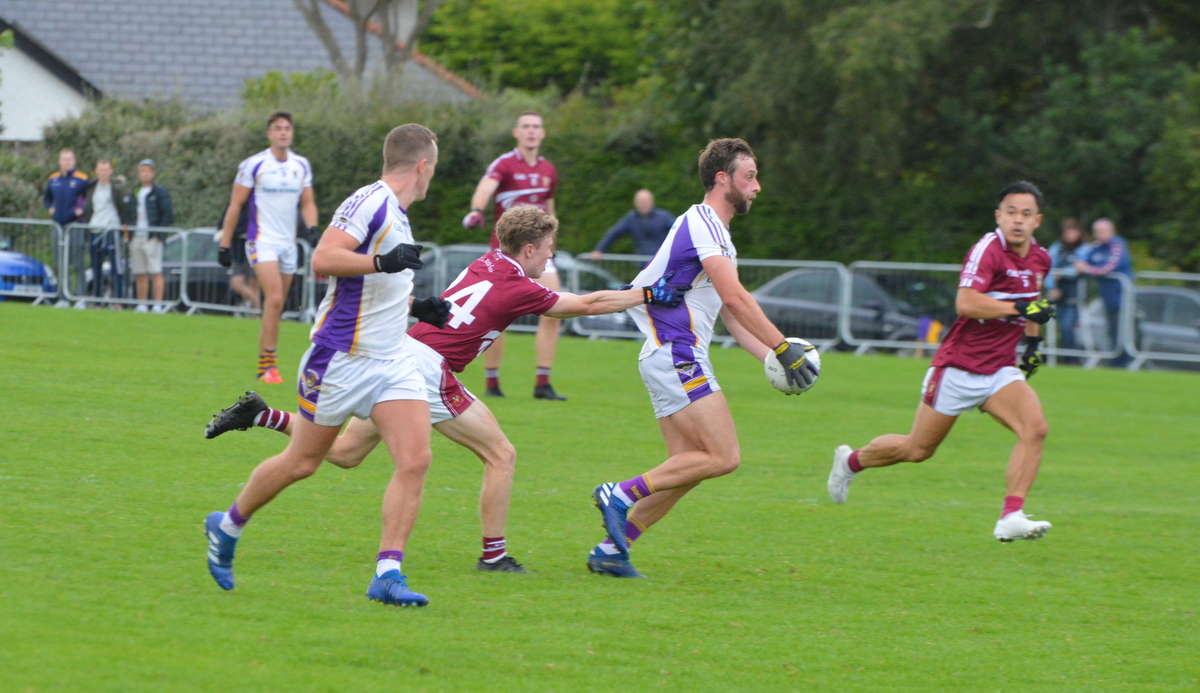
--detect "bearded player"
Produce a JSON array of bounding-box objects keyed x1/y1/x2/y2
[
  {"x1": 588, "y1": 139, "x2": 818, "y2": 578},
  {"x1": 827, "y1": 181, "x2": 1057, "y2": 542},
  {"x1": 463, "y1": 112, "x2": 566, "y2": 400},
  {"x1": 204, "y1": 205, "x2": 689, "y2": 573}
]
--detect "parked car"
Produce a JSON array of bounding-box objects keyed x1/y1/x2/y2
[
  {"x1": 751, "y1": 268, "x2": 938, "y2": 344},
  {"x1": 1080, "y1": 286, "x2": 1200, "y2": 358},
  {"x1": 0, "y1": 249, "x2": 57, "y2": 298},
  {"x1": 163, "y1": 231, "x2": 304, "y2": 311}
]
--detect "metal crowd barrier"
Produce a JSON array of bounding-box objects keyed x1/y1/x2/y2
[
  {"x1": 839, "y1": 261, "x2": 962, "y2": 354},
  {"x1": 62, "y1": 222, "x2": 184, "y2": 312},
  {"x1": 0, "y1": 217, "x2": 61, "y2": 305},
  {"x1": 1040, "y1": 272, "x2": 1137, "y2": 369},
  {"x1": 1128, "y1": 271, "x2": 1200, "y2": 370},
  {"x1": 180, "y1": 228, "x2": 310, "y2": 320}
]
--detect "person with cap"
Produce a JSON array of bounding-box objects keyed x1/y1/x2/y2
[{"x1": 124, "y1": 159, "x2": 174, "y2": 313}]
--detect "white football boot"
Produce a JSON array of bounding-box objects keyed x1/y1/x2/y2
[
  {"x1": 993, "y1": 510, "x2": 1052, "y2": 542},
  {"x1": 827, "y1": 445, "x2": 856, "y2": 504}
]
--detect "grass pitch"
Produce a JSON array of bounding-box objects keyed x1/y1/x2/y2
[{"x1": 0, "y1": 302, "x2": 1197, "y2": 692}]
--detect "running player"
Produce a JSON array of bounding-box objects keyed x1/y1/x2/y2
[
  {"x1": 204, "y1": 124, "x2": 451, "y2": 607},
  {"x1": 826, "y1": 181, "x2": 1057, "y2": 542},
  {"x1": 462, "y1": 112, "x2": 565, "y2": 400},
  {"x1": 588, "y1": 139, "x2": 818, "y2": 577},
  {"x1": 217, "y1": 112, "x2": 319, "y2": 383},
  {"x1": 204, "y1": 205, "x2": 690, "y2": 573}
]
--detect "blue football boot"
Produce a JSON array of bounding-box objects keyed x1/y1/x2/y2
[
  {"x1": 366, "y1": 571, "x2": 429, "y2": 607},
  {"x1": 592, "y1": 483, "x2": 630, "y2": 554},
  {"x1": 205, "y1": 511, "x2": 237, "y2": 591},
  {"x1": 587, "y1": 547, "x2": 646, "y2": 578}
]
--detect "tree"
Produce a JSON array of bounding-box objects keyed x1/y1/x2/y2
[{"x1": 292, "y1": 0, "x2": 447, "y2": 89}]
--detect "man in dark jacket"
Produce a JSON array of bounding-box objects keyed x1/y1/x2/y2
[
  {"x1": 83, "y1": 160, "x2": 131, "y2": 305},
  {"x1": 1077, "y1": 218, "x2": 1133, "y2": 366},
  {"x1": 124, "y1": 159, "x2": 175, "y2": 312},
  {"x1": 43, "y1": 148, "x2": 88, "y2": 226},
  {"x1": 591, "y1": 189, "x2": 675, "y2": 259}
]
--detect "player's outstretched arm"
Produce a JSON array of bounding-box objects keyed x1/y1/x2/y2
[
  {"x1": 543, "y1": 289, "x2": 643, "y2": 318},
  {"x1": 719, "y1": 307, "x2": 771, "y2": 362},
  {"x1": 704, "y1": 255, "x2": 785, "y2": 348}
]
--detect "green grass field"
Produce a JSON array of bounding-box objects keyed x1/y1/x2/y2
[{"x1": 1, "y1": 302, "x2": 1197, "y2": 692}]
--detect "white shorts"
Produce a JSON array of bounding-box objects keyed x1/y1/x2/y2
[
  {"x1": 639, "y1": 341, "x2": 721, "y2": 419},
  {"x1": 921, "y1": 365, "x2": 1025, "y2": 417},
  {"x1": 247, "y1": 239, "x2": 298, "y2": 274},
  {"x1": 296, "y1": 344, "x2": 426, "y2": 427},
  {"x1": 129, "y1": 236, "x2": 162, "y2": 275},
  {"x1": 407, "y1": 339, "x2": 477, "y2": 424}
]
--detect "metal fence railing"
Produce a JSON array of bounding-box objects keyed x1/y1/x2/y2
[
  {"x1": 0, "y1": 218, "x2": 60, "y2": 305},
  {"x1": 8, "y1": 215, "x2": 1199, "y2": 372},
  {"x1": 62, "y1": 222, "x2": 186, "y2": 312}
]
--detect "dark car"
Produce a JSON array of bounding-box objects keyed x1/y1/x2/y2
[
  {"x1": 0, "y1": 249, "x2": 58, "y2": 299},
  {"x1": 751, "y1": 268, "x2": 930, "y2": 344},
  {"x1": 1082, "y1": 286, "x2": 1200, "y2": 359}
]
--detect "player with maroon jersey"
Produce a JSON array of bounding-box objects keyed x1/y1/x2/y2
[
  {"x1": 827, "y1": 181, "x2": 1058, "y2": 542},
  {"x1": 204, "y1": 206, "x2": 688, "y2": 572},
  {"x1": 462, "y1": 111, "x2": 566, "y2": 400}
]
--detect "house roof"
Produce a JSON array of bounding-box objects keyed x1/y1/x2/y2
[
  {"x1": 0, "y1": 18, "x2": 100, "y2": 98},
  {"x1": 0, "y1": 0, "x2": 477, "y2": 111}
]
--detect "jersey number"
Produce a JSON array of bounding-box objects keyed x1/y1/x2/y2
[{"x1": 443, "y1": 280, "x2": 494, "y2": 329}]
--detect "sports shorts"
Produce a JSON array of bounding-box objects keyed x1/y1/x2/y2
[
  {"x1": 296, "y1": 343, "x2": 426, "y2": 427},
  {"x1": 921, "y1": 365, "x2": 1025, "y2": 417},
  {"x1": 129, "y1": 236, "x2": 162, "y2": 275},
  {"x1": 247, "y1": 239, "x2": 298, "y2": 274},
  {"x1": 230, "y1": 239, "x2": 253, "y2": 278},
  {"x1": 407, "y1": 338, "x2": 476, "y2": 424},
  {"x1": 639, "y1": 341, "x2": 721, "y2": 419}
]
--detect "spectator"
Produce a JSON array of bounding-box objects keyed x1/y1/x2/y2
[
  {"x1": 124, "y1": 159, "x2": 174, "y2": 313},
  {"x1": 590, "y1": 189, "x2": 675, "y2": 260},
  {"x1": 1076, "y1": 218, "x2": 1133, "y2": 366},
  {"x1": 43, "y1": 148, "x2": 88, "y2": 226},
  {"x1": 44, "y1": 148, "x2": 89, "y2": 305},
  {"x1": 82, "y1": 160, "x2": 130, "y2": 308},
  {"x1": 217, "y1": 204, "x2": 260, "y2": 311},
  {"x1": 1044, "y1": 218, "x2": 1084, "y2": 352}
]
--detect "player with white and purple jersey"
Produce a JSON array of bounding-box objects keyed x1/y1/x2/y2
[
  {"x1": 217, "y1": 112, "x2": 319, "y2": 383},
  {"x1": 588, "y1": 139, "x2": 819, "y2": 578},
  {"x1": 827, "y1": 181, "x2": 1058, "y2": 543},
  {"x1": 204, "y1": 124, "x2": 451, "y2": 608},
  {"x1": 203, "y1": 205, "x2": 690, "y2": 574}
]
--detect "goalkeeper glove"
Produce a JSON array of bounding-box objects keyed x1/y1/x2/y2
[
  {"x1": 1019, "y1": 335, "x2": 1044, "y2": 379},
  {"x1": 217, "y1": 246, "x2": 232, "y2": 268},
  {"x1": 1013, "y1": 298, "x2": 1055, "y2": 324},
  {"x1": 374, "y1": 243, "x2": 424, "y2": 273},
  {"x1": 641, "y1": 270, "x2": 691, "y2": 307},
  {"x1": 773, "y1": 339, "x2": 817, "y2": 390},
  {"x1": 463, "y1": 209, "x2": 484, "y2": 229},
  {"x1": 412, "y1": 296, "x2": 452, "y2": 329}
]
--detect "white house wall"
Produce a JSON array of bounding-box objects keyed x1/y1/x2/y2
[{"x1": 0, "y1": 46, "x2": 90, "y2": 141}]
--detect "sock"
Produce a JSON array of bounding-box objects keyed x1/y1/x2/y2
[
  {"x1": 848, "y1": 450, "x2": 863, "y2": 473},
  {"x1": 254, "y1": 408, "x2": 291, "y2": 432},
  {"x1": 485, "y1": 368, "x2": 500, "y2": 390},
  {"x1": 1001, "y1": 495, "x2": 1024, "y2": 519},
  {"x1": 613, "y1": 475, "x2": 655, "y2": 506},
  {"x1": 257, "y1": 349, "x2": 276, "y2": 377},
  {"x1": 219, "y1": 502, "x2": 248, "y2": 538},
  {"x1": 376, "y1": 550, "x2": 403, "y2": 577},
  {"x1": 535, "y1": 367, "x2": 551, "y2": 387},
  {"x1": 481, "y1": 536, "x2": 507, "y2": 563},
  {"x1": 598, "y1": 517, "x2": 646, "y2": 555}
]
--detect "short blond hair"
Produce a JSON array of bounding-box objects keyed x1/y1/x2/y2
[
  {"x1": 496, "y1": 205, "x2": 557, "y2": 256},
  {"x1": 382, "y1": 123, "x2": 438, "y2": 174}
]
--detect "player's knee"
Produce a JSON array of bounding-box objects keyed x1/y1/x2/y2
[
  {"x1": 487, "y1": 440, "x2": 517, "y2": 474},
  {"x1": 289, "y1": 455, "x2": 324, "y2": 480},
  {"x1": 712, "y1": 450, "x2": 741, "y2": 477},
  {"x1": 1024, "y1": 419, "x2": 1049, "y2": 443},
  {"x1": 397, "y1": 450, "x2": 432, "y2": 476},
  {"x1": 324, "y1": 449, "x2": 364, "y2": 470}
]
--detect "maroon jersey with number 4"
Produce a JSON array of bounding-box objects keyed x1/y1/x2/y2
[
  {"x1": 932, "y1": 229, "x2": 1053, "y2": 375},
  {"x1": 484, "y1": 149, "x2": 557, "y2": 250},
  {"x1": 408, "y1": 250, "x2": 561, "y2": 372}
]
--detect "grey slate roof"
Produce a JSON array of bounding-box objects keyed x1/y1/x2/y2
[{"x1": 0, "y1": 0, "x2": 474, "y2": 110}]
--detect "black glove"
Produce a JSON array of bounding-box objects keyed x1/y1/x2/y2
[
  {"x1": 772, "y1": 339, "x2": 817, "y2": 390},
  {"x1": 1019, "y1": 335, "x2": 1044, "y2": 379},
  {"x1": 217, "y1": 246, "x2": 232, "y2": 268},
  {"x1": 1013, "y1": 298, "x2": 1055, "y2": 324},
  {"x1": 301, "y1": 225, "x2": 320, "y2": 244},
  {"x1": 373, "y1": 243, "x2": 424, "y2": 273},
  {"x1": 412, "y1": 296, "x2": 452, "y2": 329},
  {"x1": 641, "y1": 270, "x2": 691, "y2": 307}
]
